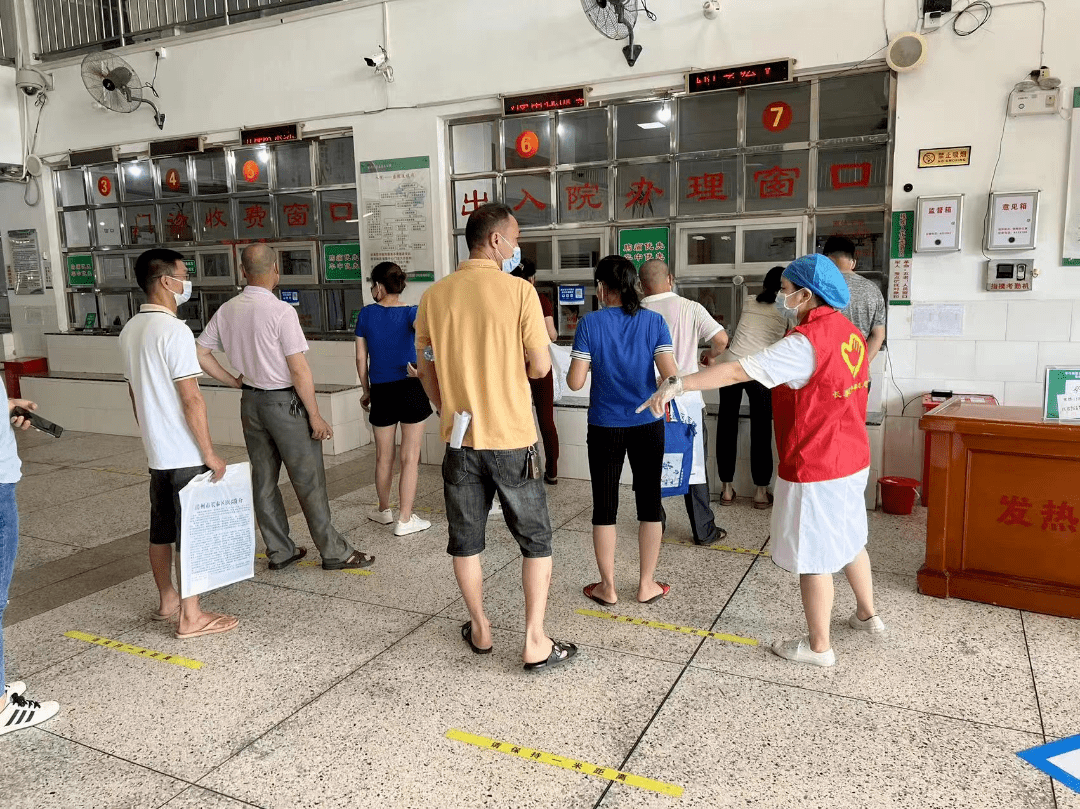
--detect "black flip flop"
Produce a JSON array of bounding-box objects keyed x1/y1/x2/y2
[
  {"x1": 638, "y1": 582, "x2": 671, "y2": 605},
  {"x1": 583, "y1": 583, "x2": 616, "y2": 607},
  {"x1": 695, "y1": 528, "x2": 729, "y2": 546},
  {"x1": 523, "y1": 639, "x2": 577, "y2": 670},
  {"x1": 268, "y1": 546, "x2": 307, "y2": 570},
  {"x1": 461, "y1": 621, "x2": 492, "y2": 654}
]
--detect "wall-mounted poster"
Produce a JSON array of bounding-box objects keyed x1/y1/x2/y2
[
  {"x1": 8, "y1": 230, "x2": 46, "y2": 294},
  {"x1": 359, "y1": 156, "x2": 434, "y2": 280}
]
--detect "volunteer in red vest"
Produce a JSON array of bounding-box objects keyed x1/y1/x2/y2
[{"x1": 638, "y1": 254, "x2": 885, "y2": 667}]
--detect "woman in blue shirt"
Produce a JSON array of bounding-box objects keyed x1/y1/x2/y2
[
  {"x1": 567, "y1": 255, "x2": 678, "y2": 606},
  {"x1": 355, "y1": 262, "x2": 433, "y2": 537}
]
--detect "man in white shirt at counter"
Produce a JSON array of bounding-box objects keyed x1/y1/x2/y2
[
  {"x1": 640, "y1": 260, "x2": 730, "y2": 545},
  {"x1": 196, "y1": 244, "x2": 373, "y2": 572}
]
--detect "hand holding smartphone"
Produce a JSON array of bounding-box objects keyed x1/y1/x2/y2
[{"x1": 11, "y1": 406, "x2": 63, "y2": 438}]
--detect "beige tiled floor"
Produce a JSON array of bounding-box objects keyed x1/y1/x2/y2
[{"x1": 2, "y1": 430, "x2": 1077, "y2": 808}]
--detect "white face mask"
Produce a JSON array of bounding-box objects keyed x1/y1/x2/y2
[
  {"x1": 167, "y1": 276, "x2": 192, "y2": 307},
  {"x1": 775, "y1": 290, "x2": 804, "y2": 321}
]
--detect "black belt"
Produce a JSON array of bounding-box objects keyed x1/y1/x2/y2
[{"x1": 241, "y1": 384, "x2": 296, "y2": 393}]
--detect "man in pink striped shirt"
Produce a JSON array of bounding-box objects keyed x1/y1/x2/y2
[{"x1": 197, "y1": 244, "x2": 373, "y2": 572}]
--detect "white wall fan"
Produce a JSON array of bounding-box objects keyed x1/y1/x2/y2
[{"x1": 81, "y1": 52, "x2": 166, "y2": 129}]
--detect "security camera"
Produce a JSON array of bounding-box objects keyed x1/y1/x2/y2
[
  {"x1": 703, "y1": 0, "x2": 721, "y2": 19},
  {"x1": 15, "y1": 68, "x2": 52, "y2": 97},
  {"x1": 364, "y1": 46, "x2": 388, "y2": 69}
]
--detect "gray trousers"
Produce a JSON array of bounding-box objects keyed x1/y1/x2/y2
[{"x1": 240, "y1": 388, "x2": 351, "y2": 565}]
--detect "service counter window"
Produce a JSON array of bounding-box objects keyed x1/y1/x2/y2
[
  {"x1": 195, "y1": 250, "x2": 236, "y2": 286},
  {"x1": 275, "y1": 243, "x2": 317, "y2": 284},
  {"x1": 70, "y1": 292, "x2": 98, "y2": 330},
  {"x1": 98, "y1": 253, "x2": 130, "y2": 288},
  {"x1": 94, "y1": 208, "x2": 123, "y2": 246},
  {"x1": 327, "y1": 288, "x2": 365, "y2": 332},
  {"x1": 678, "y1": 218, "x2": 804, "y2": 277},
  {"x1": 100, "y1": 293, "x2": 132, "y2": 331},
  {"x1": 176, "y1": 297, "x2": 202, "y2": 332},
  {"x1": 679, "y1": 281, "x2": 740, "y2": 333},
  {"x1": 521, "y1": 231, "x2": 606, "y2": 279},
  {"x1": 281, "y1": 289, "x2": 324, "y2": 333},
  {"x1": 62, "y1": 210, "x2": 91, "y2": 249},
  {"x1": 201, "y1": 291, "x2": 233, "y2": 326},
  {"x1": 815, "y1": 210, "x2": 887, "y2": 285}
]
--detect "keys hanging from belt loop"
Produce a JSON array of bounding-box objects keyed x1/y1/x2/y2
[
  {"x1": 290, "y1": 397, "x2": 304, "y2": 419},
  {"x1": 526, "y1": 445, "x2": 541, "y2": 480}
]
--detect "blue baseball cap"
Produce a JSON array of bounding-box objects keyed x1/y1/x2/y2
[{"x1": 782, "y1": 254, "x2": 850, "y2": 309}]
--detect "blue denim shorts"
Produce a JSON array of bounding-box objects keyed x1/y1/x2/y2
[{"x1": 442, "y1": 445, "x2": 552, "y2": 559}]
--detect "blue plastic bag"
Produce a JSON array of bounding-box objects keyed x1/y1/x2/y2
[{"x1": 661, "y1": 400, "x2": 696, "y2": 498}]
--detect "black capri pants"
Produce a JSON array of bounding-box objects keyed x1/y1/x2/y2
[{"x1": 586, "y1": 419, "x2": 665, "y2": 525}]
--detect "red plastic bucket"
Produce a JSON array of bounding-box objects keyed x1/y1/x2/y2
[{"x1": 879, "y1": 476, "x2": 920, "y2": 515}]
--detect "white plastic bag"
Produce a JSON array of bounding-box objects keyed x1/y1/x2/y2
[
  {"x1": 549, "y1": 344, "x2": 575, "y2": 402},
  {"x1": 178, "y1": 462, "x2": 256, "y2": 598}
]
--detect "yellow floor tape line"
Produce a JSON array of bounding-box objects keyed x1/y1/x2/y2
[
  {"x1": 64, "y1": 631, "x2": 203, "y2": 670},
  {"x1": 576, "y1": 609, "x2": 758, "y2": 647},
  {"x1": 254, "y1": 553, "x2": 372, "y2": 575},
  {"x1": 662, "y1": 538, "x2": 770, "y2": 557},
  {"x1": 446, "y1": 729, "x2": 683, "y2": 798}
]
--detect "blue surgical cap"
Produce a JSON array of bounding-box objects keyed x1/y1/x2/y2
[{"x1": 782, "y1": 254, "x2": 851, "y2": 309}]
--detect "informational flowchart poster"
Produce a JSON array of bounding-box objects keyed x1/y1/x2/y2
[{"x1": 359, "y1": 157, "x2": 434, "y2": 278}]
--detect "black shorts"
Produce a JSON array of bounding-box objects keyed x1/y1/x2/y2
[
  {"x1": 149, "y1": 465, "x2": 208, "y2": 546},
  {"x1": 369, "y1": 377, "x2": 432, "y2": 428}
]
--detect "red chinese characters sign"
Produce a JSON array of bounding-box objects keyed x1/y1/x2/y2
[
  {"x1": 243, "y1": 204, "x2": 268, "y2": 230},
  {"x1": 512, "y1": 190, "x2": 547, "y2": 212},
  {"x1": 753, "y1": 166, "x2": 800, "y2": 199},
  {"x1": 282, "y1": 203, "x2": 310, "y2": 228},
  {"x1": 997, "y1": 496, "x2": 1078, "y2": 533},
  {"x1": 460, "y1": 190, "x2": 489, "y2": 218},
  {"x1": 329, "y1": 202, "x2": 355, "y2": 222},
  {"x1": 685, "y1": 172, "x2": 728, "y2": 202},
  {"x1": 566, "y1": 183, "x2": 602, "y2": 211},
  {"x1": 204, "y1": 207, "x2": 227, "y2": 231},
  {"x1": 624, "y1": 176, "x2": 664, "y2": 216}
]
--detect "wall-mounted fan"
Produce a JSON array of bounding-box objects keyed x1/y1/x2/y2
[
  {"x1": 581, "y1": 0, "x2": 656, "y2": 67},
  {"x1": 885, "y1": 32, "x2": 928, "y2": 73},
  {"x1": 81, "y1": 52, "x2": 165, "y2": 129}
]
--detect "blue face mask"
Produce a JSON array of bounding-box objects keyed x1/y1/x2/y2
[
  {"x1": 496, "y1": 235, "x2": 522, "y2": 273},
  {"x1": 774, "y1": 290, "x2": 801, "y2": 322}
]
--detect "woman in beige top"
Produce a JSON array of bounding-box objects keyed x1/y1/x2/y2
[{"x1": 712, "y1": 266, "x2": 788, "y2": 508}]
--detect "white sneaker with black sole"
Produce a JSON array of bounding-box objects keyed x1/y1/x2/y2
[
  {"x1": 394, "y1": 515, "x2": 431, "y2": 537},
  {"x1": 0, "y1": 692, "x2": 60, "y2": 736},
  {"x1": 368, "y1": 507, "x2": 394, "y2": 525}
]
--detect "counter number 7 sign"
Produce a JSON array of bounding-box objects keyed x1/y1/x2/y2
[{"x1": 762, "y1": 101, "x2": 792, "y2": 133}]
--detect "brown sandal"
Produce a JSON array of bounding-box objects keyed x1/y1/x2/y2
[
  {"x1": 753, "y1": 493, "x2": 774, "y2": 510},
  {"x1": 720, "y1": 489, "x2": 736, "y2": 506}
]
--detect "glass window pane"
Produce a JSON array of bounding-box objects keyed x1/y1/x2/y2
[
  {"x1": 815, "y1": 211, "x2": 886, "y2": 273},
  {"x1": 326, "y1": 288, "x2": 366, "y2": 332},
  {"x1": 746, "y1": 83, "x2": 811, "y2": 146},
  {"x1": 557, "y1": 109, "x2": 608, "y2": 164},
  {"x1": 280, "y1": 248, "x2": 315, "y2": 279},
  {"x1": 63, "y1": 210, "x2": 91, "y2": 248},
  {"x1": 744, "y1": 227, "x2": 798, "y2": 264},
  {"x1": 233, "y1": 147, "x2": 270, "y2": 191},
  {"x1": 678, "y1": 93, "x2": 738, "y2": 153},
  {"x1": 202, "y1": 291, "x2": 232, "y2": 326},
  {"x1": 57, "y1": 169, "x2": 87, "y2": 207},
  {"x1": 196, "y1": 200, "x2": 233, "y2": 242},
  {"x1": 277, "y1": 193, "x2": 317, "y2": 237},
  {"x1": 121, "y1": 160, "x2": 155, "y2": 201},
  {"x1": 160, "y1": 201, "x2": 195, "y2": 242},
  {"x1": 503, "y1": 116, "x2": 552, "y2": 170},
  {"x1": 686, "y1": 229, "x2": 735, "y2": 266},
  {"x1": 453, "y1": 178, "x2": 495, "y2": 229},
  {"x1": 285, "y1": 289, "x2": 323, "y2": 332},
  {"x1": 176, "y1": 296, "x2": 202, "y2": 332},
  {"x1": 557, "y1": 237, "x2": 602, "y2": 273},
  {"x1": 819, "y1": 72, "x2": 890, "y2": 140},
  {"x1": 558, "y1": 168, "x2": 609, "y2": 224},
  {"x1": 316, "y1": 137, "x2": 355, "y2": 186},
  {"x1": 451, "y1": 121, "x2": 496, "y2": 174},
  {"x1": 157, "y1": 157, "x2": 190, "y2": 197},
  {"x1": 93, "y1": 208, "x2": 122, "y2": 246},
  {"x1": 519, "y1": 238, "x2": 553, "y2": 272},
  {"x1": 194, "y1": 151, "x2": 229, "y2": 195},
  {"x1": 320, "y1": 189, "x2": 358, "y2": 236},
  {"x1": 99, "y1": 254, "x2": 127, "y2": 285},
  {"x1": 88, "y1": 166, "x2": 119, "y2": 205},
  {"x1": 504, "y1": 174, "x2": 553, "y2": 227},
  {"x1": 616, "y1": 162, "x2": 671, "y2": 221},
  {"x1": 100, "y1": 293, "x2": 131, "y2": 329},
  {"x1": 201, "y1": 252, "x2": 234, "y2": 279},
  {"x1": 275, "y1": 141, "x2": 312, "y2": 189},
  {"x1": 456, "y1": 234, "x2": 469, "y2": 266},
  {"x1": 680, "y1": 284, "x2": 734, "y2": 331},
  {"x1": 677, "y1": 157, "x2": 737, "y2": 216},
  {"x1": 616, "y1": 101, "x2": 672, "y2": 159},
  {"x1": 236, "y1": 197, "x2": 274, "y2": 239},
  {"x1": 744, "y1": 150, "x2": 809, "y2": 212},
  {"x1": 71, "y1": 292, "x2": 98, "y2": 327},
  {"x1": 816, "y1": 144, "x2": 889, "y2": 208},
  {"x1": 124, "y1": 205, "x2": 157, "y2": 245}
]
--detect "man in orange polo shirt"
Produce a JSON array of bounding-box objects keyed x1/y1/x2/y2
[{"x1": 415, "y1": 203, "x2": 577, "y2": 671}]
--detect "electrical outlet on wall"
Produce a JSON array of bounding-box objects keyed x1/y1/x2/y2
[{"x1": 922, "y1": 0, "x2": 952, "y2": 31}]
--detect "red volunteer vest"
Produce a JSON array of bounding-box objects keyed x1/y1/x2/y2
[{"x1": 771, "y1": 307, "x2": 870, "y2": 483}]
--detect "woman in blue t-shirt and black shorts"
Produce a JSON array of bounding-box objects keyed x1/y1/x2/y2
[
  {"x1": 355, "y1": 262, "x2": 433, "y2": 537},
  {"x1": 568, "y1": 255, "x2": 679, "y2": 606}
]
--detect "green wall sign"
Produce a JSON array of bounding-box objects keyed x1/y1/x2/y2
[
  {"x1": 183, "y1": 258, "x2": 197, "y2": 277},
  {"x1": 891, "y1": 211, "x2": 914, "y2": 260},
  {"x1": 619, "y1": 227, "x2": 669, "y2": 270},
  {"x1": 67, "y1": 254, "x2": 95, "y2": 287},
  {"x1": 324, "y1": 243, "x2": 362, "y2": 281},
  {"x1": 407, "y1": 271, "x2": 435, "y2": 283},
  {"x1": 1044, "y1": 367, "x2": 1080, "y2": 419}
]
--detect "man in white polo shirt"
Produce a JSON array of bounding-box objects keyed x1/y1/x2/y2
[
  {"x1": 640, "y1": 259, "x2": 730, "y2": 546},
  {"x1": 120, "y1": 248, "x2": 239, "y2": 640},
  {"x1": 196, "y1": 244, "x2": 372, "y2": 572}
]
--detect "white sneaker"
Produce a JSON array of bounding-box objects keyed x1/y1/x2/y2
[
  {"x1": 770, "y1": 636, "x2": 836, "y2": 667},
  {"x1": 848, "y1": 612, "x2": 886, "y2": 634},
  {"x1": 3, "y1": 682, "x2": 27, "y2": 701},
  {"x1": 368, "y1": 507, "x2": 394, "y2": 525},
  {"x1": 0, "y1": 692, "x2": 60, "y2": 736},
  {"x1": 489, "y1": 500, "x2": 502, "y2": 516},
  {"x1": 394, "y1": 515, "x2": 431, "y2": 536}
]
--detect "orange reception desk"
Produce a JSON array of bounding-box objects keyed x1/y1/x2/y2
[{"x1": 919, "y1": 401, "x2": 1080, "y2": 619}]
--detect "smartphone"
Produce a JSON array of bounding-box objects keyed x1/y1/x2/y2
[{"x1": 11, "y1": 406, "x2": 63, "y2": 439}]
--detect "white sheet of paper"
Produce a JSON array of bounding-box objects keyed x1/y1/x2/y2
[
  {"x1": 911, "y1": 304, "x2": 964, "y2": 337},
  {"x1": 450, "y1": 411, "x2": 472, "y2": 449},
  {"x1": 179, "y1": 463, "x2": 256, "y2": 599},
  {"x1": 1057, "y1": 394, "x2": 1080, "y2": 420},
  {"x1": 1066, "y1": 380, "x2": 1080, "y2": 395}
]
